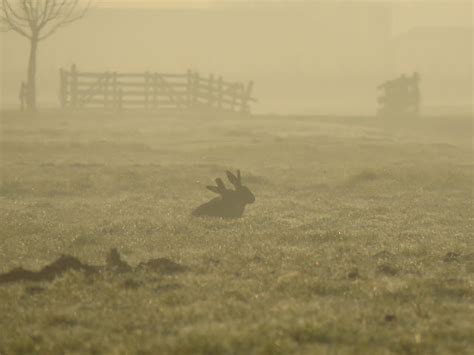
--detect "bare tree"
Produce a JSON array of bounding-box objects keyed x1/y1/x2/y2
[{"x1": 1, "y1": 0, "x2": 90, "y2": 111}]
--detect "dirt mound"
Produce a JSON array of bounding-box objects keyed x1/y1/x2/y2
[
  {"x1": 106, "y1": 248, "x2": 134, "y2": 273},
  {"x1": 0, "y1": 249, "x2": 188, "y2": 285},
  {"x1": 0, "y1": 255, "x2": 98, "y2": 283}
]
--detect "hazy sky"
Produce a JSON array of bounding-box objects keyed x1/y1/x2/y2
[
  {"x1": 96, "y1": 0, "x2": 466, "y2": 3},
  {"x1": 96, "y1": 0, "x2": 472, "y2": 33}
]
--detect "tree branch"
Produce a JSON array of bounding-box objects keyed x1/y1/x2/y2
[
  {"x1": 1, "y1": 0, "x2": 91, "y2": 39},
  {"x1": 39, "y1": 0, "x2": 90, "y2": 40},
  {"x1": 1, "y1": 1, "x2": 32, "y2": 38}
]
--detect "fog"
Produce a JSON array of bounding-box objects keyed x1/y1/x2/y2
[
  {"x1": 1, "y1": 2, "x2": 474, "y2": 353},
  {"x1": 1, "y1": 0, "x2": 472, "y2": 114}
]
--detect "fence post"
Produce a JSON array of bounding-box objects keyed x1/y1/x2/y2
[
  {"x1": 230, "y1": 83, "x2": 238, "y2": 112},
  {"x1": 217, "y1": 76, "x2": 223, "y2": 110},
  {"x1": 70, "y1": 64, "x2": 78, "y2": 108},
  {"x1": 118, "y1": 88, "x2": 123, "y2": 112},
  {"x1": 186, "y1": 69, "x2": 193, "y2": 109},
  {"x1": 104, "y1": 71, "x2": 109, "y2": 109},
  {"x1": 240, "y1": 80, "x2": 254, "y2": 114},
  {"x1": 192, "y1": 71, "x2": 200, "y2": 109},
  {"x1": 112, "y1": 72, "x2": 118, "y2": 110},
  {"x1": 153, "y1": 72, "x2": 158, "y2": 109},
  {"x1": 208, "y1": 74, "x2": 215, "y2": 108},
  {"x1": 59, "y1": 68, "x2": 67, "y2": 108},
  {"x1": 144, "y1": 71, "x2": 150, "y2": 110}
]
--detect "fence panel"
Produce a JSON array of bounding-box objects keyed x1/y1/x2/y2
[{"x1": 59, "y1": 65, "x2": 256, "y2": 113}]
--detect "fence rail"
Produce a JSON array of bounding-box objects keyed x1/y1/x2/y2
[{"x1": 59, "y1": 65, "x2": 256, "y2": 113}]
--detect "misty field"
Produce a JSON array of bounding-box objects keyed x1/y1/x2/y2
[{"x1": 0, "y1": 110, "x2": 472, "y2": 354}]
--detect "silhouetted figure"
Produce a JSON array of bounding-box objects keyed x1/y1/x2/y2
[
  {"x1": 192, "y1": 170, "x2": 255, "y2": 218},
  {"x1": 377, "y1": 72, "x2": 421, "y2": 117}
]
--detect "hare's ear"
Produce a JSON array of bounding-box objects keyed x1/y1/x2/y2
[
  {"x1": 206, "y1": 186, "x2": 221, "y2": 194},
  {"x1": 226, "y1": 171, "x2": 240, "y2": 187},
  {"x1": 215, "y1": 178, "x2": 226, "y2": 191}
]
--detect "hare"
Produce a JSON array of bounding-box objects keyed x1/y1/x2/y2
[{"x1": 192, "y1": 170, "x2": 255, "y2": 218}]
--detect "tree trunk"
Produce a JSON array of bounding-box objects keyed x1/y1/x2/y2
[{"x1": 26, "y1": 36, "x2": 38, "y2": 112}]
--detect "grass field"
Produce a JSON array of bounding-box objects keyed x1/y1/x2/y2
[{"x1": 0, "y1": 110, "x2": 473, "y2": 354}]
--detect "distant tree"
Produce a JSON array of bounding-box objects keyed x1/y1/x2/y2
[{"x1": 1, "y1": 0, "x2": 91, "y2": 111}]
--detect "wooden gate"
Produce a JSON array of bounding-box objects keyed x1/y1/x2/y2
[{"x1": 59, "y1": 65, "x2": 256, "y2": 113}]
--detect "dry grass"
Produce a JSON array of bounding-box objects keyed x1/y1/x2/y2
[{"x1": 0, "y1": 110, "x2": 473, "y2": 354}]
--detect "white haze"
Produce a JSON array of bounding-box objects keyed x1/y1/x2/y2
[{"x1": 1, "y1": 1, "x2": 472, "y2": 114}]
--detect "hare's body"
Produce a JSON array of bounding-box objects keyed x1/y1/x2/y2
[
  {"x1": 192, "y1": 170, "x2": 255, "y2": 218},
  {"x1": 192, "y1": 195, "x2": 246, "y2": 218}
]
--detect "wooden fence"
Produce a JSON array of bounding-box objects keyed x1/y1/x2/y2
[
  {"x1": 377, "y1": 72, "x2": 420, "y2": 117},
  {"x1": 59, "y1": 65, "x2": 256, "y2": 113}
]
